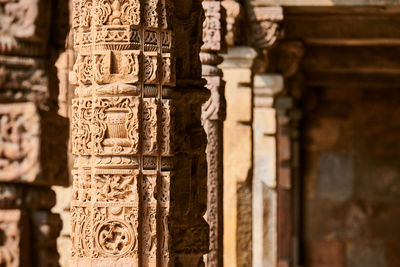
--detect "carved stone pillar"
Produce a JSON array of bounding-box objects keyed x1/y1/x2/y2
[
  {"x1": 70, "y1": 0, "x2": 209, "y2": 266},
  {"x1": 0, "y1": 0, "x2": 69, "y2": 266},
  {"x1": 201, "y1": 1, "x2": 226, "y2": 266}
]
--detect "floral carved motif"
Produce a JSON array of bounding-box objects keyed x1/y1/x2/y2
[
  {"x1": 71, "y1": 0, "x2": 175, "y2": 265},
  {"x1": 93, "y1": 170, "x2": 138, "y2": 202},
  {"x1": 202, "y1": 1, "x2": 224, "y2": 52}
]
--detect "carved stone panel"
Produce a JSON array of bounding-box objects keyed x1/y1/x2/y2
[
  {"x1": 0, "y1": 210, "x2": 29, "y2": 267},
  {"x1": 0, "y1": 0, "x2": 51, "y2": 57},
  {"x1": 0, "y1": 102, "x2": 68, "y2": 186},
  {"x1": 0, "y1": 103, "x2": 40, "y2": 183}
]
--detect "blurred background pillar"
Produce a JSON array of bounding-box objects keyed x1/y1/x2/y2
[{"x1": 0, "y1": 0, "x2": 69, "y2": 266}]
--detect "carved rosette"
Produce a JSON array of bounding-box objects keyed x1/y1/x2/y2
[{"x1": 71, "y1": 0, "x2": 174, "y2": 265}]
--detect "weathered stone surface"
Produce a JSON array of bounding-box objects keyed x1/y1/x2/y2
[
  {"x1": 317, "y1": 153, "x2": 354, "y2": 202},
  {"x1": 221, "y1": 46, "x2": 256, "y2": 267},
  {"x1": 52, "y1": 186, "x2": 72, "y2": 266},
  {"x1": 221, "y1": 0, "x2": 243, "y2": 46},
  {"x1": 346, "y1": 241, "x2": 387, "y2": 267},
  {"x1": 303, "y1": 85, "x2": 400, "y2": 267},
  {"x1": 308, "y1": 240, "x2": 345, "y2": 267},
  {"x1": 262, "y1": 186, "x2": 277, "y2": 267}
]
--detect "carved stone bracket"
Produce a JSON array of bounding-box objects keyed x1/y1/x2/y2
[
  {"x1": 221, "y1": 0, "x2": 242, "y2": 46},
  {"x1": 246, "y1": 6, "x2": 284, "y2": 50},
  {"x1": 242, "y1": 3, "x2": 284, "y2": 72}
]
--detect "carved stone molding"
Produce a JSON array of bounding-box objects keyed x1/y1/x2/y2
[{"x1": 70, "y1": 1, "x2": 174, "y2": 265}]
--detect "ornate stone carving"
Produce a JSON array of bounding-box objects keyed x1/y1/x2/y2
[
  {"x1": 247, "y1": 6, "x2": 283, "y2": 50},
  {"x1": 0, "y1": 0, "x2": 69, "y2": 265},
  {"x1": 0, "y1": 56, "x2": 49, "y2": 104},
  {"x1": 0, "y1": 103, "x2": 40, "y2": 183},
  {"x1": 70, "y1": 0, "x2": 185, "y2": 265},
  {"x1": 201, "y1": 1, "x2": 226, "y2": 266},
  {"x1": 242, "y1": 4, "x2": 284, "y2": 72},
  {"x1": 0, "y1": 210, "x2": 29, "y2": 267},
  {"x1": 202, "y1": 1, "x2": 224, "y2": 52},
  {"x1": 0, "y1": 0, "x2": 51, "y2": 57},
  {"x1": 0, "y1": 102, "x2": 68, "y2": 186},
  {"x1": 221, "y1": 0, "x2": 242, "y2": 46}
]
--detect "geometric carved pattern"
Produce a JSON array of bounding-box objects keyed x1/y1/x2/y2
[{"x1": 71, "y1": 0, "x2": 174, "y2": 265}]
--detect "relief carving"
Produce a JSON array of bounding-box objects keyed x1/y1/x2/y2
[
  {"x1": 71, "y1": 0, "x2": 175, "y2": 265},
  {"x1": 0, "y1": 210, "x2": 27, "y2": 267},
  {"x1": 0, "y1": 0, "x2": 68, "y2": 265},
  {"x1": 0, "y1": 0, "x2": 50, "y2": 56},
  {"x1": 95, "y1": 219, "x2": 135, "y2": 257},
  {"x1": 221, "y1": 0, "x2": 242, "y2": 46},
  {"x1": 201, "y1": 2, "x2": 226, "y2": 267},
  {"x1": 0, "y1": 103, "x2": 40, "y2": 183}
]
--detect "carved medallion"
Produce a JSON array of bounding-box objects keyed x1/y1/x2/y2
[{"x1": 95, "y1": 219, "x2": 134, "y2": 257}]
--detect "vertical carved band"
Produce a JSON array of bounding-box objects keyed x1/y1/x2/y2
[
  {"x1": 71, "y1": 0, "x2": 174, "y2": 265},
  {"x1": 201, "y1": 1, "x2": 225, "y2": 266}
]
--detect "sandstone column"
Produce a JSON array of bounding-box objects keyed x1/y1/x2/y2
[
  {"x1": 220, "y1": 47, "x2": 257, "y2": 267},
  {"x1": 70, "y1": 0, "x2": 209, "y2": 266},
  {"x1": 0, "y1": 0, "x2": 69, "y2": 266},
  {"x1": 253, "y1": 74, "x2": 284, "y2": 267},
  {"x1": 201, "y1": 1, "x2": 226, "y2": 266}
]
